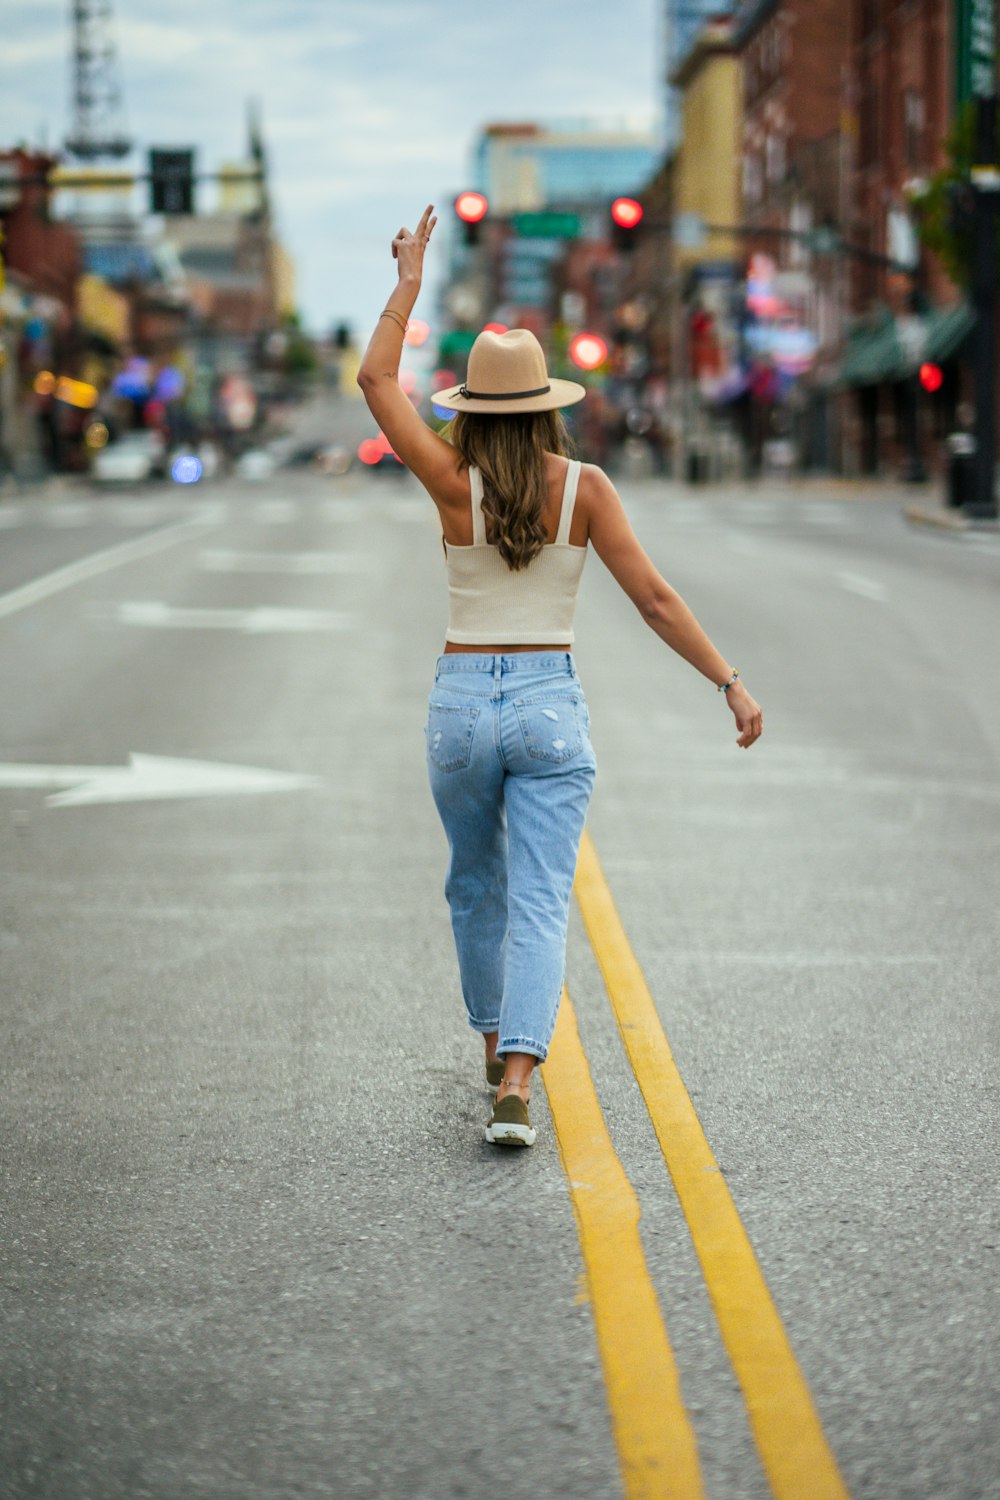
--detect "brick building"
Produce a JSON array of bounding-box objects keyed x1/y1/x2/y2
[
  {"x1": 0, "y1": 151, "x2": 84, "y2": 477},
  {"x1": 842, "y1": 0, "x2": 970, "y2": 477},
  {"x1": 0, "y1": 150, "x2": 82, "y2": 313},
  {"x1": 732, "y1": 0, "x2": 852, "y2": 471}
]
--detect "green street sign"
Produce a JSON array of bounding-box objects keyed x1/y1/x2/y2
[
  {"x1": 512, "y1": 212, "x2": 581, "y2": 239},
  {"x1": 438, "y1": 329, "x2": 478, "y2": 358},
  {"x1": 956, "y1": 0, "x2": 997, "y2": 105}
]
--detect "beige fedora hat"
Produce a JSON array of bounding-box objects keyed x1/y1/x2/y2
[{"x1": 435, "y1": 328, "x2": 586, "y2": 414}]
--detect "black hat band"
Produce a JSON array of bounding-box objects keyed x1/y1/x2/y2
[{"x1": 457, "y1": 383, "x2": 551, "y2": 400}]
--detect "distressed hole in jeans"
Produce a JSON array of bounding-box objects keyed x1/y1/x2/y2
[
  {"x1": 542, "y1": 709, "x2": 559, "y2": 721},
  {"x1": 552, "y1": 738, "x2": 567, "y2": 751}
]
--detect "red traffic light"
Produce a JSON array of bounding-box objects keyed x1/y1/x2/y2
[
  {"x1": 611, "y1": 197, "x2": 643, "y2": 230},
  {"x1": 569, "y1": 333, "x2": 608, "y2": 371},
  {"x1": 919, "y1": 362, "x2": 944, "y2": 393},
  {"x1": 455, "y1": 191, "x2": 488, "y2": 224}
]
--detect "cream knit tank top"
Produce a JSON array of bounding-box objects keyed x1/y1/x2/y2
[{"x1": 444, "y1": 460, "x2": 588, "y2": 645}]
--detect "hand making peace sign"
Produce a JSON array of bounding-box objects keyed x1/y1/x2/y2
[{"x1": 392, "y1": 204, "x2": 438, "y2": 284}]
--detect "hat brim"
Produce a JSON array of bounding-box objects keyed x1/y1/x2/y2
[{"x1": 432, "y1": 377, "x2": 587, "y2": 414}]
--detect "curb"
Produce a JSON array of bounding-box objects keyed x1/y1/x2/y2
[{"x1": 902, "y1": 502, "x2": 971, "y2": 531}]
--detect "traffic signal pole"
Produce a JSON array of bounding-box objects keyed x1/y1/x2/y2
[{"x1": 969, "y1": 94, "x2": 999, "y2": 519}]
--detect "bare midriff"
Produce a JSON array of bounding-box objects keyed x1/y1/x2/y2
[{"x1": 443, "y1": 641, "x2": 572, "y2": 654}]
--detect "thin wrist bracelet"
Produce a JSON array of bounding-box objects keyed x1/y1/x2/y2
[
  {"x1": 380, "y1": 309, "x2": 408, "y2": 332},
  {"x1": 718, "y1": 668, "x2": 740, "y2": 693}
]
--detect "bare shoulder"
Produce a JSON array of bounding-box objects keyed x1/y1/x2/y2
[{"x1": 575, "y1": 461, "x2": 629, "y2": 535}]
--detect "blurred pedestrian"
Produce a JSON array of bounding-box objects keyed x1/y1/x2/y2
[{"x1": 358, "y1": 206, "x2": 763, "y2": 1149}]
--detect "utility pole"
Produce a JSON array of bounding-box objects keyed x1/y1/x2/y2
[
  {"x1": 964, "y1": 0, "x2": 999, "y2": 519},
  {"x1": 969, "y1": 98, "x2": 999, "y2": 517}
]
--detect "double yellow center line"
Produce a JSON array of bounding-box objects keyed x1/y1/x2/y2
[{"x1": 544, "y1": 830, "x2": 851, "y2": 1500}]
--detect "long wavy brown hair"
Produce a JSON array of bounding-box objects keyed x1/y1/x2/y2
[{"x1": 447, "y1": 409, "x2": 575, "y2": 571}]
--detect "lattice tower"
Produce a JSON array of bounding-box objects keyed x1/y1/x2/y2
[{"x1": 64, "y1": 0, "x2": 131, "y2": 159}]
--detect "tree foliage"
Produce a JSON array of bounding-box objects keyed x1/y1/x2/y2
[{"x1": 908, "y1": 101, "x2": 1000, "y2": 288}]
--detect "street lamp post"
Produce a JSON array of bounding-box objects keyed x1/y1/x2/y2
[{"x1": 968, "y1": 96, "x2": 999, "y2": 519}]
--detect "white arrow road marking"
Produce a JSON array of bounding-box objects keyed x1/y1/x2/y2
[
  {"x1": 197, "y1": 549, "x2": 370, "y2": 575},
  {"x1": 109, "y1": 600, "x2": 354, "y2": 632},
  {"x1": 0, "y1": 753, "x2": 323, "y2": 809},
  {"x1": 0, "y1": 516, "x2": 217, "y2": 621},
  {"x1": 837, "y1": 570, "x2": 886, "y2": 601}
]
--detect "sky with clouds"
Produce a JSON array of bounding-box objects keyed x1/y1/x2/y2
[{"x1": 2, "y1": 0, "x2": 663, "y2": 338}]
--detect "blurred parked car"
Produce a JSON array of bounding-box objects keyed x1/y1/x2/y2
[
  {"x1": 314, "y1": 444, "x2": 352, "y2": 476},
  {"x1": 91, "y1": 431, "x2": 167, "y2": 484},
  {"x1": 235, "y1": 448, "x2": 277, "y2": 481}
]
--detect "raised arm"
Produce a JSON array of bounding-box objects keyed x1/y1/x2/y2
[
  {"x1": 356, "y1": 206, "x2": 460, "y2": 497},
  {"x1": 585, "y1": 465, "x2": 763, "y2": 748}
]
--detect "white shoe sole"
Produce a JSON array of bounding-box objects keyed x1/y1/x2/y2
[{"x1": 484, "y1": 1121, "x2": 536, "y2": 1147}]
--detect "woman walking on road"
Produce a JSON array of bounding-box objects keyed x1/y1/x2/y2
[{"x1": 358, "y1": 206, "x2": 763, "y2": 1148}]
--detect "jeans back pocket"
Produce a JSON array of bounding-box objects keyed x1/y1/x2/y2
[
  {"x1": 514, "y1": 695, "x2": 585, "y2": 763},
  {"x1": 426, "y1": 702, "x2": 479, "y2": 771}
]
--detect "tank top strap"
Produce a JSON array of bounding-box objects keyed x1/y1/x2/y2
[
  {"x1": 555, "y1": 459, "x2": 582, "y2": 545},
  {"x1": 469, "y1": 465, "x2": 488, "y2": 546}
]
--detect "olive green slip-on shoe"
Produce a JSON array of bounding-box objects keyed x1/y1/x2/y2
[
  {"x1": 484, "y1": 1093, "x2": 536, "y2": 1148},
  {"x1": 485, "y1": 1058, "x2": 505, "y2": 1094}
]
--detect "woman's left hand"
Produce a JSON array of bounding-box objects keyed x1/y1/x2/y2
[{"x1": 392, "y1": 204, "x2": 437, "y2": 283}]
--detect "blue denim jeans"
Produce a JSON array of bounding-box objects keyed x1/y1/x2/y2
[{"x1": 425, "y1": 653, "x2": 597, "y2": 1062}]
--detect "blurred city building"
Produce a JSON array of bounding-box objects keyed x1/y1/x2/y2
[
  {"x1": 839, "y1": 0, "x2": 974, "y2": 479},
  {"x1": 661, "y1": 0, "x2": 733, "y2": 150},
  {"x1": 664, "y1": 17, "x2": 744, "y2": 479},
  {"x1": 0, "y1": 90, "x2": 304, "y2": 481},
  {"x1": 434, "y1": 0, "x2": 997, "y2": 485},
  {"x1": 441, "y1": 119, "x2": 658, "y2": 334},
  {"x1": 437, "y1": 120, "x2": 659, "y2": 453}
]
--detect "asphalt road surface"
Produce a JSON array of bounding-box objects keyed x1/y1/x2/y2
[{"x1": 1, "y1": 452, "x2": 998, "y2": 1500}]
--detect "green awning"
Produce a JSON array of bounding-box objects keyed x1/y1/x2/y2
[
  {"x1": 838, "y1": 322, "x2": 906, "y2": 387},
  {"x1": 922, "y1": 301, "x2": 975, "y2": 362}
]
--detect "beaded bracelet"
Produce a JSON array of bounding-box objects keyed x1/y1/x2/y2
[{"x1": 718, "y1": 668, "x2": 740, "y2": 693}]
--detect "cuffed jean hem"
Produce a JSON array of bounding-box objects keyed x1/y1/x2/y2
[
  {"x1": 468, "y1": 1018, "x2": 501, "y2": 1034},
  {"x1": 496, "y1": 1036, "x2": 549, "y2": 1062}
]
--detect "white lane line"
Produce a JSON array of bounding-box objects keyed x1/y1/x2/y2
[
  {"x1": 106, "y1": 600, "x2": 354, "y2": 633},
  {"x1": 837, "y1": 570, "x2": 886, "y2": 601},
  {"x1": 0, "y1": 506, "x2": 25, "y2": 527},
  {"x1": 664, "y1": 501, "x2": 710, "y2": 525},
  {"x1": 736, "y1": 500, "x2": 779, "y2": 524},
  {"x1": 191, "y1": 500, "x2": 231, "y2": 526},
  {"x1": 252, "y1": 499, "x2": 299, "y2": 524},
  {"x1": 0, "y1": 516, "x2": 217, "y2": 622},
  {"x1": 108, "y1": 500, "x2": 172, "y2": 526},
  {"x1": 321, "y1": 499, "x2": 364, "y2": 522},
  {"x1": 197, "y1": 548, "x2": 370, "y2": 575},
  {"x1": 44, "y1": 502, "x2": 97, "y2": 527},
  {"x1": 801, "y1": 502, "x2": 849, "y2": 527}
]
